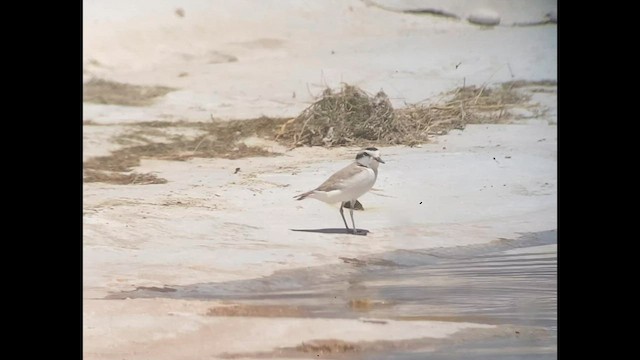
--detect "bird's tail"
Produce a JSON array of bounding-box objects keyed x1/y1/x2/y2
[{"x1": 294, "y1": 190, "x2": 315, "y2": 201}]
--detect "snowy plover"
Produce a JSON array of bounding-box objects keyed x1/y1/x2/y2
[{"x1": 294, "y1": 147, "x2": 385, "y2": 234}]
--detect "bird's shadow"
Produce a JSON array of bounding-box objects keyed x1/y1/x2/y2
[{"x1": 290, "y1": 228, "x2": 369, "y2": 236}]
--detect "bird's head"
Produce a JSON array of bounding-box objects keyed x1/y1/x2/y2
[{"x1": 356, "y1": 147, "x2": 385, "y2": 168}]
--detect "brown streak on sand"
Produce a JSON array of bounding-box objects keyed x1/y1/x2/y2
[
  {"x1": 393, "y1": 315, "x2": 497, "y2": 324},
  {"x1": 207, "y1": 304, "x2": 309, "y2": 317},
  {"x1": 83, "y1": 78, "x2": 175, "y2": 106},
  {"x1": 219, "y1": 325, "x2": 549, "y2": 359},
  {"x1": 83, "y1": 170, "x2": 168, "y2": 185},
  {"x1": 348, "y1": 299, "x2": 394, "y2": 312}
]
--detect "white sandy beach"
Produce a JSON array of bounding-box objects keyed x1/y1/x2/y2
[{"x1": 83, "y1": 0, "x2": 557, "y2": 358}]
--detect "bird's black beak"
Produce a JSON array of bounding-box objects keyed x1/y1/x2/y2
[{"x1": 375, "y1": 157, "x2": 385, "y2": 164}]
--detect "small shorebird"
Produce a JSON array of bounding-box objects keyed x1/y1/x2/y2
[{"x1": 294, "y1": 147, "x2": 385, "y2": 234}]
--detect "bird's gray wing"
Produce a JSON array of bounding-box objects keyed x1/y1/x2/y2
[{"x1": 315, "y1": 163, "x2": 370, "y2": 192}]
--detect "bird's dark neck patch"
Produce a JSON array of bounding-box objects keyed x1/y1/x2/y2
[{"x1": 365, "y1": 147, "x2": 378, "y2": 151}]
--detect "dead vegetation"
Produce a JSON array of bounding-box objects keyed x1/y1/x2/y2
[
  {"x1": 275, "y1": 82, "x2": 532, "y2": 147},
  {"x1": 276, "y1": 85, "x2": 397, "y2": 146},
  {"x1": 83, "y1": 118, "x2": 283, "y2": 184},
  {"x1": 83, "y1": 170, "x2": 168, "y2": 185},
  {"x1": 501, "y1": 79, "x2": 557, "y2": 88},
  {"x1": 83, "y1": 81, "x2": 542, "y2": 185}
]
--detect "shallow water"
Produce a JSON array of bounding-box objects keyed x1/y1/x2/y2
[{"x1": 112, "y1": 229, "x2": 557, "y2": 358}]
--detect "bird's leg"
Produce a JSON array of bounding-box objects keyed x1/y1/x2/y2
[
  {"x1": 349, "y1": 200, "x2": 357, "y2": 234},
  {"x1": 339, "y1": 202, "x2": 350, "y2": 232}
]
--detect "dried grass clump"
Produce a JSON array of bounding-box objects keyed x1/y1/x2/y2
[
  {"x1": 276, "y1": 85, "x2": 402, "y2": 147},
  {"x1": 448, "y1": 85, "x2": 530, "y2": 118},
  {"x1": 276, "y1": 83, "x2": 531, "y2": 148}
]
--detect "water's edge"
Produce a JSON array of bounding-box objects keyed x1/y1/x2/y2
[{"x1": 110, "y1": 229, "x2": 557, "y2": 358}]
